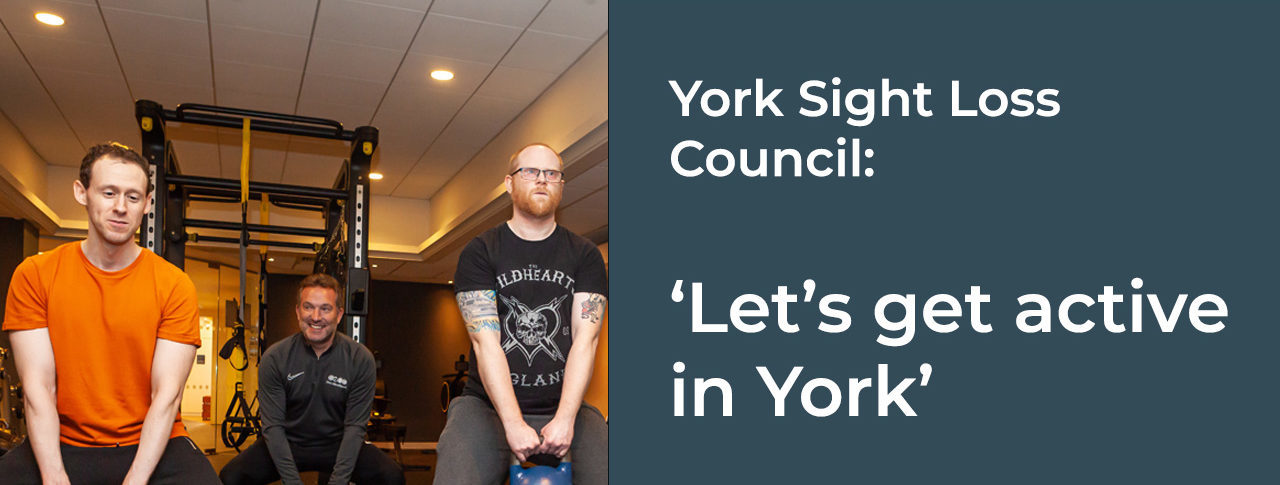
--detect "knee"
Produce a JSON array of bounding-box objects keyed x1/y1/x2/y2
[
  {"x1": 574, "y1": 404, "x2": 608, "y2": 435},
  {"x1": 218, "y1": 466, "x2": 246, "y2": 485}
]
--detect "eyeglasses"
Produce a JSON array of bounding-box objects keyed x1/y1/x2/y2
[{"x1": 510, "y1": 167, "x2": 564, "y2": 182}]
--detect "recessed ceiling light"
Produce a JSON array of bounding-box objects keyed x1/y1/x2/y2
[
  {"x1": 35, "y1": 12, "x2": 64, "y2": 26},
  {"x1": 372, "y1": 264, "x2": 379, "y2": 268},
  {"x1": 369, "y1": 172, "x2": 384, "y2": 180},
  {"x1": 447, "y1": 280, "x2": 453, "y2": 284},
  {"x1": 267, "y1": 257, "x2": 275, "y2": 262},
  {"x1": 430, "y1": 70, "x2": 454, "y2": 81}
]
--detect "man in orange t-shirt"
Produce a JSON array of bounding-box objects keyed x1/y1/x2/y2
[{"x1": 0, "y1": 144, "x2": 219, "y2": 484}]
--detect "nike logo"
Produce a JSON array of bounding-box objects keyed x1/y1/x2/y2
[{"x1": 287, "y1": 371, "x2": 305, "y2": 381}]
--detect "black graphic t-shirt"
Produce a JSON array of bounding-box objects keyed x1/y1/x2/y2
[{"x1": 453, "y1": 223, "x2": 608, "y2": 415}]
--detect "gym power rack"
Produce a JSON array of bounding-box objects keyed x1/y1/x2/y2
[{"x1": 133, "y1": 99, "x2": 377, "y2": 343}]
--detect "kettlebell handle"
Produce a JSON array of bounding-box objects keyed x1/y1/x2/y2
[{"x1": 510, "y1": 451, "x2": 572, "y2": 466}]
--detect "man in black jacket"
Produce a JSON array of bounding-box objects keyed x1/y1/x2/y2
[{"x1": 219, "y1": 274, "x2": 403, "y2": 485}]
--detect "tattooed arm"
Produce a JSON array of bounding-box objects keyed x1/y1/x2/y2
[
  {"x1": 456, "y1": 290, "x2": 541, "y2": 461},
  {"x1": 538, "y1": 292, "x2": 607, "y2": 457}
]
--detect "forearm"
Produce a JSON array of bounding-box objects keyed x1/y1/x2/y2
[
  {"x1": 331, "y1": 352, "x2": 375, "y2": 485},
  {"x1": 474, "y1": 342, "x2": 526, "y2": 427},
  {"x1": 24, "y1": 387, "x2": 66, "y2": 480},
  {"x1": 458, "y1": 290, "x2": 525, "y2": 426},
  {"x1": 125, "y1": 388, "x2": 182, "y2": 481},
  {"x1": 258, "y1": 351, "x2": 302, "y2": 484},
  {"x1": 553, "y1": 337, "x2": 598, "y2": 421},
  {"x1": 328, "y1": 425, "x2": 365, "y2": 484},
  {"x1": 262, "y1": 425, "x2": 303, "y2": 485},
  {"x1": 125, "y1": 339, "x2": 197, "y2": 484},
  {"x1": 554, "y1": 292, "x2": 605, "y2": 421},
  {"x1": 10, "y1": 328, "x2": 68, "y2": 482}
]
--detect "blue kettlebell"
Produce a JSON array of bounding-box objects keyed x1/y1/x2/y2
[{"x1": 510, "y1": 453, "x2": 571, "y2": 485}]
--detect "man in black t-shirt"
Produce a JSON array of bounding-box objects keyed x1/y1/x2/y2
[
  {"x1": 220, "y1": 274, "x2": 404, "y2": 485},
  {"x1": 438, "y1": 143, "x2": 609, "y2": 485}
]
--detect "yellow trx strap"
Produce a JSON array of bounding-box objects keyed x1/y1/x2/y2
[{"x1": 240, "y1": 119, "x2": 251, "y2": 204}]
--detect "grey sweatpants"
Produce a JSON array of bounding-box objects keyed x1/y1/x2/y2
[{"x1": 434, "y1": 395, "x2": 608, "y2": 485}]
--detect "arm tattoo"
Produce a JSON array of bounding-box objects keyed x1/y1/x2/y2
[
  {"x1": 580, "y1": 294, "x2": 607, "y2": 324},
  {"x1": 458, "y1": 290, "x2": 500, "y2": 333}
]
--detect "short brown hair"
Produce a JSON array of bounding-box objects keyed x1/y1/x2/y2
[
  {"x1": 297, "y1": 273, "x2": 344, "y2": 308},
  {"x1": 507, "y1": 143, "x2": 563, "y2": 173},
  {"x1": 79, "y1": 142, "x2": 153, "y2": 194}
]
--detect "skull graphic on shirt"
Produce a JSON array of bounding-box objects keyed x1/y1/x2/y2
[{"x1": 499, "y1": 294, "x2": 568, "y2": 366}]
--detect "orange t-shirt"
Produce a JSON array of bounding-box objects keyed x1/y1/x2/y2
[{"x1": 3, "y1": 241, "x2": 201, "y2": 446}]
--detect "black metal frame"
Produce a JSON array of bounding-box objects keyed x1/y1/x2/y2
[{"x1": 134, "y1": 99, "x2": 377, "y2": 342}]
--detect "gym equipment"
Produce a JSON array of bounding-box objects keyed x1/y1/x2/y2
[
  {"x1": 217, "y1": 305, "x2": 249, "y2": 372},
  {"x1": 440, "y1": 354, "x2": 469, "y2": 412},
  {"x1": 0, "y1": 346, "x2": 23, "y2": 452},
  {"x1": 220, "y1": 382, "x2": 260, "y2": 451},
  {"x1": 134, "y1": 100, "x2": 378, "y2": 343},
  {"x1": 219, "y1": 297, "x2": 257, "y2": 448},
  {"x1": 510, "y1": 453, "x2": 572, "y2": 485}
]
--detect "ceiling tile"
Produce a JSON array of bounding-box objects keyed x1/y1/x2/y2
[
  {"x1": 99, "y1": 0, "x2": 207, "y2": 21},
  {"x1": 208, "y1": 0, "x2": 317, "y2": 37},
  {"x1": 166, "y1": 122, "x2": 220, "y2": 143},
  {"x1": 0, "y1": 101, "x2": 84, "y2": 166},
  {"x1": 528, "y1": 0, "x2": 607, "y2": 40},
  {"x1": 371, "y1": 74, "x2": 470, "y2": 139},
  {"x1": 283, "y1": 133, "x2": 350, "y2": 158},
  {"x1": 430, "y1": 0, "x2": 546, "y2": 28},
  {"x1": 304, "y1": 39, "x2": 403, "y2": 84},
  {"x1": 444, "y1": 94, "x2": 525, "y2": 145},
  {"x1": 129, "y1": 80, "x2": 215, "y2": 107},
  {"x1": 498, "y1": 30, "x2": 592, "y2": 74},
  {"x1": 39, "y1": 68, "x2": 137, "y2": 146},
  {"x1": 418, "y1": 143, "x2": 477, "y2": 178},
  {"x1": 166, "y1": 123, "x2": 223, "y2": 175},
  {"x1": 13, "y1": 34, "x2": 120, "y2": 76},
  {"x1": 395, "y1": 52, "x2": 491, "y2": 96},
  {"x1": 385, "y1": 93, "x2": 522, "y2": 197},
  {"x1": 366, "y1": 141, "x2": 419, "y2": 194},
  {"x1": 314, "y1": 0, "x2": 424, "y2": 51},
  {"x1": 0, "y1": 1, "x2": 110, "y2": 43},
  {"x1": 358, "y1": 0, "x2": 431, "y2": 13},
  {"x1": 210, "y1": 24, "x2": 309, "y2": 70},
  {"x1": 0, "y1": 27, "x2": 84, "y2": 165},
  {"x1": 215, "y1": 88, "x2": 298, "y2": 115},
  {"x1": 214, "y1": 61, "x2": 303, "y2": 100},
  {"x1": 295, "y1": 98, "x2": 376, "y2": 129},
  {"x1": 410, "y1": 13, "x2": 521, "y2": 64},
  {"x1": 279, "y1": 151, "x2": 345, "y2": 188},
  {"x1": 118, "y1": 49, "x2": 211, "y2": 86},
  {"x1": 298, "y1": 73, "x2": 386, "y2": 114},
  {"x1": 473, "y1": 65, "x2": 557, "y2": 103},
  {"x1": 390, "y1": 158, "x2": 453, "y2": 198},
  {"x1": 101, "y1": 7, "x2": 208, "y2": 57},
  {"x1": 167, "y1": 139, "x2": 223, "y2": 178}
]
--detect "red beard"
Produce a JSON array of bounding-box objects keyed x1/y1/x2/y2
[{"x1": 513, "y1": 185, "x2": 561, "y2": 218}]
